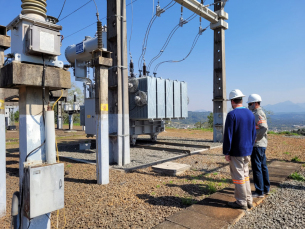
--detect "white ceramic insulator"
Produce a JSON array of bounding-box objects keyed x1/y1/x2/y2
[{"x1": 45, "y1": 110, "x2": 56, "y2": 164}]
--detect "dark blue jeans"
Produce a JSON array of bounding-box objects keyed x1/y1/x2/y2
[{"x1": 251, "y1": 147, "x2": 270, "y2": 195}]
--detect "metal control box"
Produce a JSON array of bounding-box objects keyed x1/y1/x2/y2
[
  {"x1": 23, "y1": 163, "x2": 64, "y2": 219},
  {"x1": 85, "y1": 98, "x2": 96, "y2": 135},
  {"x1": 26, "y1": 25, "x2": 61, "y2": 56}
]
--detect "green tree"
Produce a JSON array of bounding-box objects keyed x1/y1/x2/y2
[
  {"x1": 14, "y1": 110, "x2": 19, "y2": 122},
  {"x1": 207, "y1": 112, "x2": 213, "y2": 128}
]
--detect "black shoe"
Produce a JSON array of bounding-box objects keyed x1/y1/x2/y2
[
  {"x1": 228, "y1": 201, "x2": 247, "y2": 210},
  {"x1": 247, "y1": 202, "x2": 253, "y2": 209}
]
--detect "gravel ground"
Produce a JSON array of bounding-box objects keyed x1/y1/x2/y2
[
  {"x1": 2, "y1": 130, "x2": 305, "y2": 228},
  {"x1": 58, "y1": 136, "x2": 222, "y2": 170},
  {"x1": 233, "y1": 168, "x2": 305, "y2": 229}
]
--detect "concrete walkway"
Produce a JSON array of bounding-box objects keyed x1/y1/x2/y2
[{"x1": 154, "y1": 161, "x2": 302, "y2": 229}]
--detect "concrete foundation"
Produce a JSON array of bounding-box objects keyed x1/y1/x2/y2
[{"x1": 19, "y1": 86, "x2": 50, "y2": 228}]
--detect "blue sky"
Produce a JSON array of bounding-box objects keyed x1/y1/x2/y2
[{"x1": 1, "y1": 0, "x2": 304, "y2": 111}]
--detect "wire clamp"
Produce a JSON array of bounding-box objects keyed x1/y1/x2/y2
[{"x1": 156, "y1": 5, "x2": 165, "y2": 17}]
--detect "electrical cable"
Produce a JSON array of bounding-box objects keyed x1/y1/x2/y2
[
  {"x1": 64, "y1": 0, "x2": 142, "y2": 39},
  {"x1": 57, "y1": 0, "x2": 67, "y2": 20},
  {"x1": 147, "y1": 13, "x2": 197, "y2": 71},
  {"x1": 138, "y1": 0, "x2": 176, "y2": 70},
  {"x1": 59, "y1": 0, "x2": 92, "y2": 22},
  {"x1": 129, "y1": 0, "x2": 134, "y2": 60},
  {"x1": 153, "y1": 25, "x2": 209, "y2": 73},
  {"x1": 65, "y1": 22, "x2": 97, "y2": 39}
]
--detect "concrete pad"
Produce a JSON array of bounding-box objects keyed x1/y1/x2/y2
[
  {"x1": 167, "y1": 209, "x2": 228, "y2": 229},
  {"x1": 188, "y1": 193, "x2": 245, "y2": 224},
  {"x1": 152, "y1": 162, "x2": 191, "y2": 176},
  {"x1": 268, "y1": 161, "x2": 298, "y2": 170},
  {"x1": 153, "y1": 221, "x2": 187, "y2": 229},
  {"x1": 217, "y1": 185, "x2": 235, "y2": 197}
]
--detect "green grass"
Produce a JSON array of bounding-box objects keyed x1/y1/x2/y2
[
  {"x1": 284, "y1": 152, "x2": 290, "y2": 155},
  {"x1": 169, "y1": 180, "x2": 173, "y2": 184},
  {"x1": 156, "y1": 184, "x2": 161, "y2": 188},
  {"x1": 268, "y1": 131, "x2": 300, "y2": 136},
  {"x1": 66, "y1": 164, "x2": 72, "y2": 168},
  {"x1": 151, "y1": 192, "x2": 156, "y2": 196},
  {"x1": 181, "y1": 197, "x2": 197, "y2": 205},
  {"x1": 191, "y1": 128, "x2": 213, "y2": 132},
  {"x1": 206, "y1": 182, "x2": 217, "y2": 194},
  {"x1": 291, "y1": 156, "x2": 301, "y2": 162},
  {"x1": 212, "y1": 172, "x2": 218, "y2": 176},
  {"x1": 289, "y1": 172, "x2": 305, "y2": 181},
  {"x1": 6, "y1": 141, "x2": 19, "y2": 145}
]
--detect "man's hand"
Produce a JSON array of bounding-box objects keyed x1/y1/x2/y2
[{"x1": 225, "y1": 155, "x2": 231, "y2": 161}]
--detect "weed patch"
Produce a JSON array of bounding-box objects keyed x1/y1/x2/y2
[
  {"x1": 291, "y1": 157, "x2": 301, "y2": 162},
  {"x1": 181, "y1": 197, "x2": 197, "y2": 205},
  {"x1": 289, "y1": 172, "x2": 305, "y2": 181}
]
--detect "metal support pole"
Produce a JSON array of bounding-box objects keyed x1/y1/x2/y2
[
  {"x1": 0, "y1": 47, "x2": 6, "y2": 218},
  {"x1": 57, "y1": 101, "x2": 63, "y2": 129},
  {"x1": 107, "y1": 0, "x2": 130, "y2": 166},
  {"x1": 212, "y1": 0, "x2": 227, "y2": 142},
  {"x1": 95, "y1": 64, "x2": 109, "y2": 185},
  {"x1": 68, "y1": 114, "x2": 73, "y2": 130},
  {"x1": 19, "y1": 86, "x2": 51, "y2": 229}
]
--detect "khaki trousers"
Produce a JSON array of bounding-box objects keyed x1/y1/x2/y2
[{"x1": 229, "y1": 156, "x2": 252, "y2": 207}]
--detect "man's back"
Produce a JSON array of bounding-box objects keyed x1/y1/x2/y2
[{"x1": 223, "y1": 107, "x2": 256, "y2": 157}]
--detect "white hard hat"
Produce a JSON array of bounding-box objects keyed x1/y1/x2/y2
[
  {"x1": 227, "y1": 89, "x2": 246, "y2": 100},
  {"x1": 247, "y1": 94, "x2": 262, "y2": 103}
]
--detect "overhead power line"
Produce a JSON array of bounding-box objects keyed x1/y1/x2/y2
[
  {"x1": 153, "y1": 25, "x2": 209, "y2": 73},
  {"x1": 57, "y1": 0, "x2": 67, "y2": 20},
  {"x1": 63, "y1": 0, "x2": 141, "y2": 39},
  {"x1": 138, "y1": 0, "x2": 176, "y2": 70},
  {"x1": 59, "y1": 0, "x2": 93, "y2": 22},
  {"x1": 147, "y1": 13, "x2": 197, "y2": 71}
]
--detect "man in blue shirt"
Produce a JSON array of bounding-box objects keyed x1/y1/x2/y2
[{"x1": 223, "y1": 89, "x2": 256, "y2": 210}]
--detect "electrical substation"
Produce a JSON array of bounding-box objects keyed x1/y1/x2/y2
[{"x1": 0, "y1": 0, "x2": 229, "y2": 228}]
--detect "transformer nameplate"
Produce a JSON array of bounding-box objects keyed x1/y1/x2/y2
[{"x1": 40, "y1": 31, "x2": 55, "y2": 52}]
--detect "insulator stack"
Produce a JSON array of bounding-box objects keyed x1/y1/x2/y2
[
  {"x1": 21, "y1": 0, "x2": 47, "y2": 19},
  {"x1": 97, "y1": 21, "x2": 103, "y2": 50},
  {"x1": 143, "y1": 64, "x2": 147, "y2": 76}
]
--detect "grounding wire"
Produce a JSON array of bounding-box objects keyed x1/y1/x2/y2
[
  {"x1": 153, "y1": 25, "x2": 209, "y2": 73},
  {"x1": 57, "y1": 0, "x2": 67, "y2": 20},
  {"x1": 59, "y1": 0, "x2": 93, "y2": 22},
  {"x1": 147, "y1": 13, "x2": 197, "y2": 71},
  {"x1": 138, "y1": 0, "x2": 176, "y2": 70}
]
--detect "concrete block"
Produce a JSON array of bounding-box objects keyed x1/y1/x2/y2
[
  {"x1": 167, "y1": 209, "x2": 228, "y2": 229},
  {"x1": 153, "y1": 221, "x2": 187, "y2": 229},
  {"x1": 152, "y1": 162, "x2": 191, "y2": 176},
  {"x1": 188, "y1": 193, "x2": 245, "y2": 224},
  {"x1": 0, "y1": 62, "x2": 71, "y2": 90},
  {"x1": 0, "y1": 34, "x2": 10, "y2": 50},
  {"x1": 79, "y1": 143, "x2": 91, "y2": 150}
]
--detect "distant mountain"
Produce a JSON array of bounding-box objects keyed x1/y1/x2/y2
[
  {"x1": 263, "y1": 101, "x2": 305, "y2": 113},
  {"x1": 193, "y1": 109, "x2": 210, "y2": 112}
]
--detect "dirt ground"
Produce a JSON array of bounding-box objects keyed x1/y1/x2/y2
[{"x1": 2, "y1": 129, "x2": 305, "y2": 228}]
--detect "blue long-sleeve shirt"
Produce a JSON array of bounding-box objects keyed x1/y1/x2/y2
[{"x1": 223, "y1": 107, "x2": 256, "y2": 157}]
